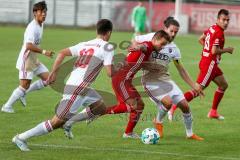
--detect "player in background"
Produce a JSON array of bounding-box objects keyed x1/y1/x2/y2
[
  {"x1": 12, "y1": 19, "x2": 116, "y2": 151},
  {"x1": 169, "y1": 9, "x2": 234, "y2": 120},
  {"x1": 63, "y1": 30, "x2": 170, "y2": 139},
  {"x1": 134, "y1": 17, "x2": 204, "y2": 140},
  {"x1": 1, "y1": 1, "x2": 54, "y2": 113},
  {"x1": 131, "y1": 1, "x2": 147, "y2": 36}
]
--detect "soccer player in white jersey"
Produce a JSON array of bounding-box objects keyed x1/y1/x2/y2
[
  {"x1": 135, "y1": 17, "x2": 204, "y2": 140},
  {"x1": 12, "y1": 19, "x2": 116, "y2": 151},
  {"x1": 1, "y1": 1, "x2": 54, "y2": 113}
]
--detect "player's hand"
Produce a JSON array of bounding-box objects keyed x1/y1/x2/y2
[
  {"x1": 225, "y1": 47, "x2": 234, "y2": 54},
  {"x1": 47, "y1": 72, "x2": 57, "y2": 85},
  {"x1": 193, "y1": 83, "x2": 205, "y2": 99},
  {"x1": 44, "y1": 50, "x2": 55, "y2": 58}
]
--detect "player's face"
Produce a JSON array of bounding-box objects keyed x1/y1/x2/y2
[
  {"x1": 34, "y1": 9, "x2": 47, "y2": 24},
  {"x1": 165, "y1": 25, "x2": 179, "y2": 42},
  {"x1": 152, "y1": 37, "x2": 168, "y2": 52},
  {"x1": 217, "y1": 14, "x2": 230, "y2": 30},
  {"x1": 105, "y1": 31, "x2": 112, "y2": 41}
]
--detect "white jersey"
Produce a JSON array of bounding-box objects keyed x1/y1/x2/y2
[
  {"x1": 16, "y1": 19, "x2": 43, "y2": 71},
  {"x1": 66, "y1": 38, "x2": 114, "y2": 88},
  {"x1": 135, "y1": 33, "x2": 181, "y2": 81}
]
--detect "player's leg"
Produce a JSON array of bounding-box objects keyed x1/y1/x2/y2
[
  {"x1": 208, "y1": 74, "x2": 227, "y2": 120},
  {"x1": 63, "y1": 88, "x2": 105, "y2": 139},
  {"x1": 1, "y1": 76, "x2": 31, "y2": 113},
  {"x1": 123, "y1": 98, "x2": 144, "y2": 139},
  {"x1": 176, "y1": 99, "x2": 203, "y2": 141},
  {"x1": 153, "y1": 95, "x2": 172, "y2": 138},
  {"x1": 19, "y1": 64, "x2": 49, "y2": 106},
  {"x1": 13, "y1": 115, "x2": 64, "y2": 151}
]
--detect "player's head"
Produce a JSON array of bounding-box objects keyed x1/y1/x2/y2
[
  {"x1": 96, "y1": 19, "x2": 113, "y2": 41},
  {"x1": 151, "y1": 30, "x2": 170, "y2": 51},
  {"x1": 163, "y1": 17, "x2": 180, "y2": 42},
  {"x1": 217, "y1": 9, "x2": 230, "y2": 30},
  {"x1": 138, "y1": 1, "x2": 143, "y2": 6},
  {"x1": 33, "y1": 1, "x2": 47, "y2": 23}
]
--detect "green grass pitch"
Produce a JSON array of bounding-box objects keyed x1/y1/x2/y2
[{"x1": 0, "y1": 26, "x2": 239, "y2": 160}]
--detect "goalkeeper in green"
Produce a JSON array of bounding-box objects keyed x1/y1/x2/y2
[{"x1": 131, "y1": 1, "x2": 147, "y2": 36}]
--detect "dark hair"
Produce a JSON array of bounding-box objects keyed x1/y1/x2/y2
[
  {"x1": 33, "y1": 1, "x2": 47, "y2": 12},
  {"x1": 164, "y1": 16, "x2": 180, "y2": 28},
  {"x1": 153, "y1": 30, "x2": 170, "y2": 42},
  {"x1": 217, "y1": 9, "x2": 229, "y2": 18},
  {"x1": 96, "y1": 19, "x2": 113, "y2": 35}
]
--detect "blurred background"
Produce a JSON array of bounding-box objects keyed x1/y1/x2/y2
[{"x1": 0, "y1": 0, "x2": 240, "y2": 35}]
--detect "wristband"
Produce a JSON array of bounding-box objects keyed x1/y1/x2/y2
[{"x1": 42, "y1": 50, "x2": 47, "y2": 55}]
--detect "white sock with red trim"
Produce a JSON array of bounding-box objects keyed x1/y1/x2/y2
[
  {"x1": 18, "y1": 120, "x2": 53, "y2": 141},
  {"x1": 5, "y1": 86, "x2": 26, "y2": 107},
  {"x1": 156, "y1": 104, "x2": 168, "y2": 123}
]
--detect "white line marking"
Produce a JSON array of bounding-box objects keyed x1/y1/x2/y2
[{"x1": 26, "y1": 143, "x2": 240, "y2": 160}]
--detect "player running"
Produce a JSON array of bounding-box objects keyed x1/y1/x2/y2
[
  {"x1": 134, "y1": 17, "x2": 204, "y2": 140},
  {"x1": 12, "y1": 19, "x2": 116, "y2": 151},
  {"x1": 63, "y1": 30, "x2": 170, "y2": 139},
  {"x1": 169, "y1": 9, "x2": 234, "y2": 120},
  {"x1": 1, "y1": 1, "x2": 54, "y2": 113}
]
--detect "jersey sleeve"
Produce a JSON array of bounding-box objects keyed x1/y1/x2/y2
[
  {"x1": 25, "y1": 25, "x2": 35, "y2": 44},
  {"x1": 103, "y1": 44, "x2": 114, "y2": 65},
  {"x1": 135, "y1": 32, "x2": 155, "y2": 43},
  {"x1": 69, "y1": 43, "x2": 81, "y2": 57},
  {"x1": 103, "y1": 50, "x2": 114, "y2": 66},
  {"x1": 172, "y1": 45, "x2": 181, "y2": 60},
  {"x1": 213, "y1": 31, "x2": 223, "y2": 46}
]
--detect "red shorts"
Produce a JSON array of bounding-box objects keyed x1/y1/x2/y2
[
  {"x1": 112, "y1": 78, "x2": 141, "y2": 103},
  {"x1": 197, "y1": 60, "x2": 223, "y2": 87}
]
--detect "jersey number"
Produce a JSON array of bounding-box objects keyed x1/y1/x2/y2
[
  {"x1": 204, "y1": 33, "x2": 211, "y2": 51},
  {"x1": 75, "y1": 48, "x2": 94, "y2": 68}
]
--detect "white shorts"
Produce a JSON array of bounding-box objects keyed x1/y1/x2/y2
[
  {"x1": 143, "y1": 80, "x2": 185, "y2": 105},
  {"x1": 56, "y1": 87, "x2": 102, "y2": 120},
  {"x1": 18, "y1": 63, "x2": 49, "y2": 80}
]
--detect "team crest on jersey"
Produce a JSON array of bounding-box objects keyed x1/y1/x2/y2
[{"x1": 169, "y1": 48, "x2": 172, "y2": 53}]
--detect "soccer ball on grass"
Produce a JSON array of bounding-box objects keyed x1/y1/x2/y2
[{"x1": 141, "y1": 128, "x2": 160, "y2": 144}]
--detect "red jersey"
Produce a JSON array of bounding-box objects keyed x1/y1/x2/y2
[
  {"x1": 201, "y1": 24, "x2": 225, "y2": 64},
  {"x1": 114, "y1": 41, "x2": 155, "y2": 82}
]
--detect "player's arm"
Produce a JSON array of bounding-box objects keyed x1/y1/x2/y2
[
  {"x1": 198, "y1": 33, "x2": 206, "y2": 46},
  {"x1": 212, "y1": 45, "x2": 234, "y2": 55},
  {"x1": 174, "y1": 60, "x2": 204, "y2": 97},
  {"x1": 47, "y1": 48, "x2": 71, "y2": 84},
  {"x1": 128, "y1": 43, "x2": 148, "y2": 53},
  {"x1": 26, "y1": 43, "x2": 54, "y2": 58},
  {"x1": 131, "y1": 7, "x2": 137, "y2": 26}
]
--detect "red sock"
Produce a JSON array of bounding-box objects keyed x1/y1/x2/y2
[
  {"x1": 170, "y1": 104, "x2": 177, "y2": 113},
  {"x1": 106, "y1": 103, "x2": 130, "y2": 114},
  {"x1": 125, "y1": 110, "x2": 142, "y2": 134},
  {"x1": 211, "y1": 88, "x2": 224, "y2": 110},
  {"x1": 184, "y1": 90, "x2": 198, "y2": 102}
]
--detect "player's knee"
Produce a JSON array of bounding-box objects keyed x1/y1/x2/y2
[
  {"x1": 162, "y1": 100, "x2": 172, "y2": 110},
  {"x1": 220, "y1": 82, "x2": 228, "y2": 91},
  {"x1": 90, "y1": 100, "x2": 106, "y2": 115},
  {"x1": 137, "y1": 100, "x2": 145, "y2": 111},
  {"x1": 50, "y1": 117, "x2": 65, "y2": 129}
]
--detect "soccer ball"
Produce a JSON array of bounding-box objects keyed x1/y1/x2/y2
[{"x1": 141, "y1": 128, "x2": 160, "y2": 144}]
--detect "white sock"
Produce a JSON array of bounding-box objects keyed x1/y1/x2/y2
[
  {"x1": 26, "y1": 80, "x2": 46, "y2": 94},
  {"x1": 156, "y1": 104, "x2": 168, "y2": 123},
  {"x1": 18, "y1": 120, "x2": 53, "y2": 141},
  {"x1": 183, "y1": 112, "x2": 193, "y2": 137},
  {"x1": 5, "y1": 86, "x2": 26, "y2": 107},
  {"x1": 65, "y1": 108, "x2": 90, "y2": 127}
]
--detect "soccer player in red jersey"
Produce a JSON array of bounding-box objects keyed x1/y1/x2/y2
[
  {"x1": 106, "y1": 30, "x2": 170, "y2": 138},
  {"x1": 169, "y1": 9, "x2": 234, "y2": 120}
]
